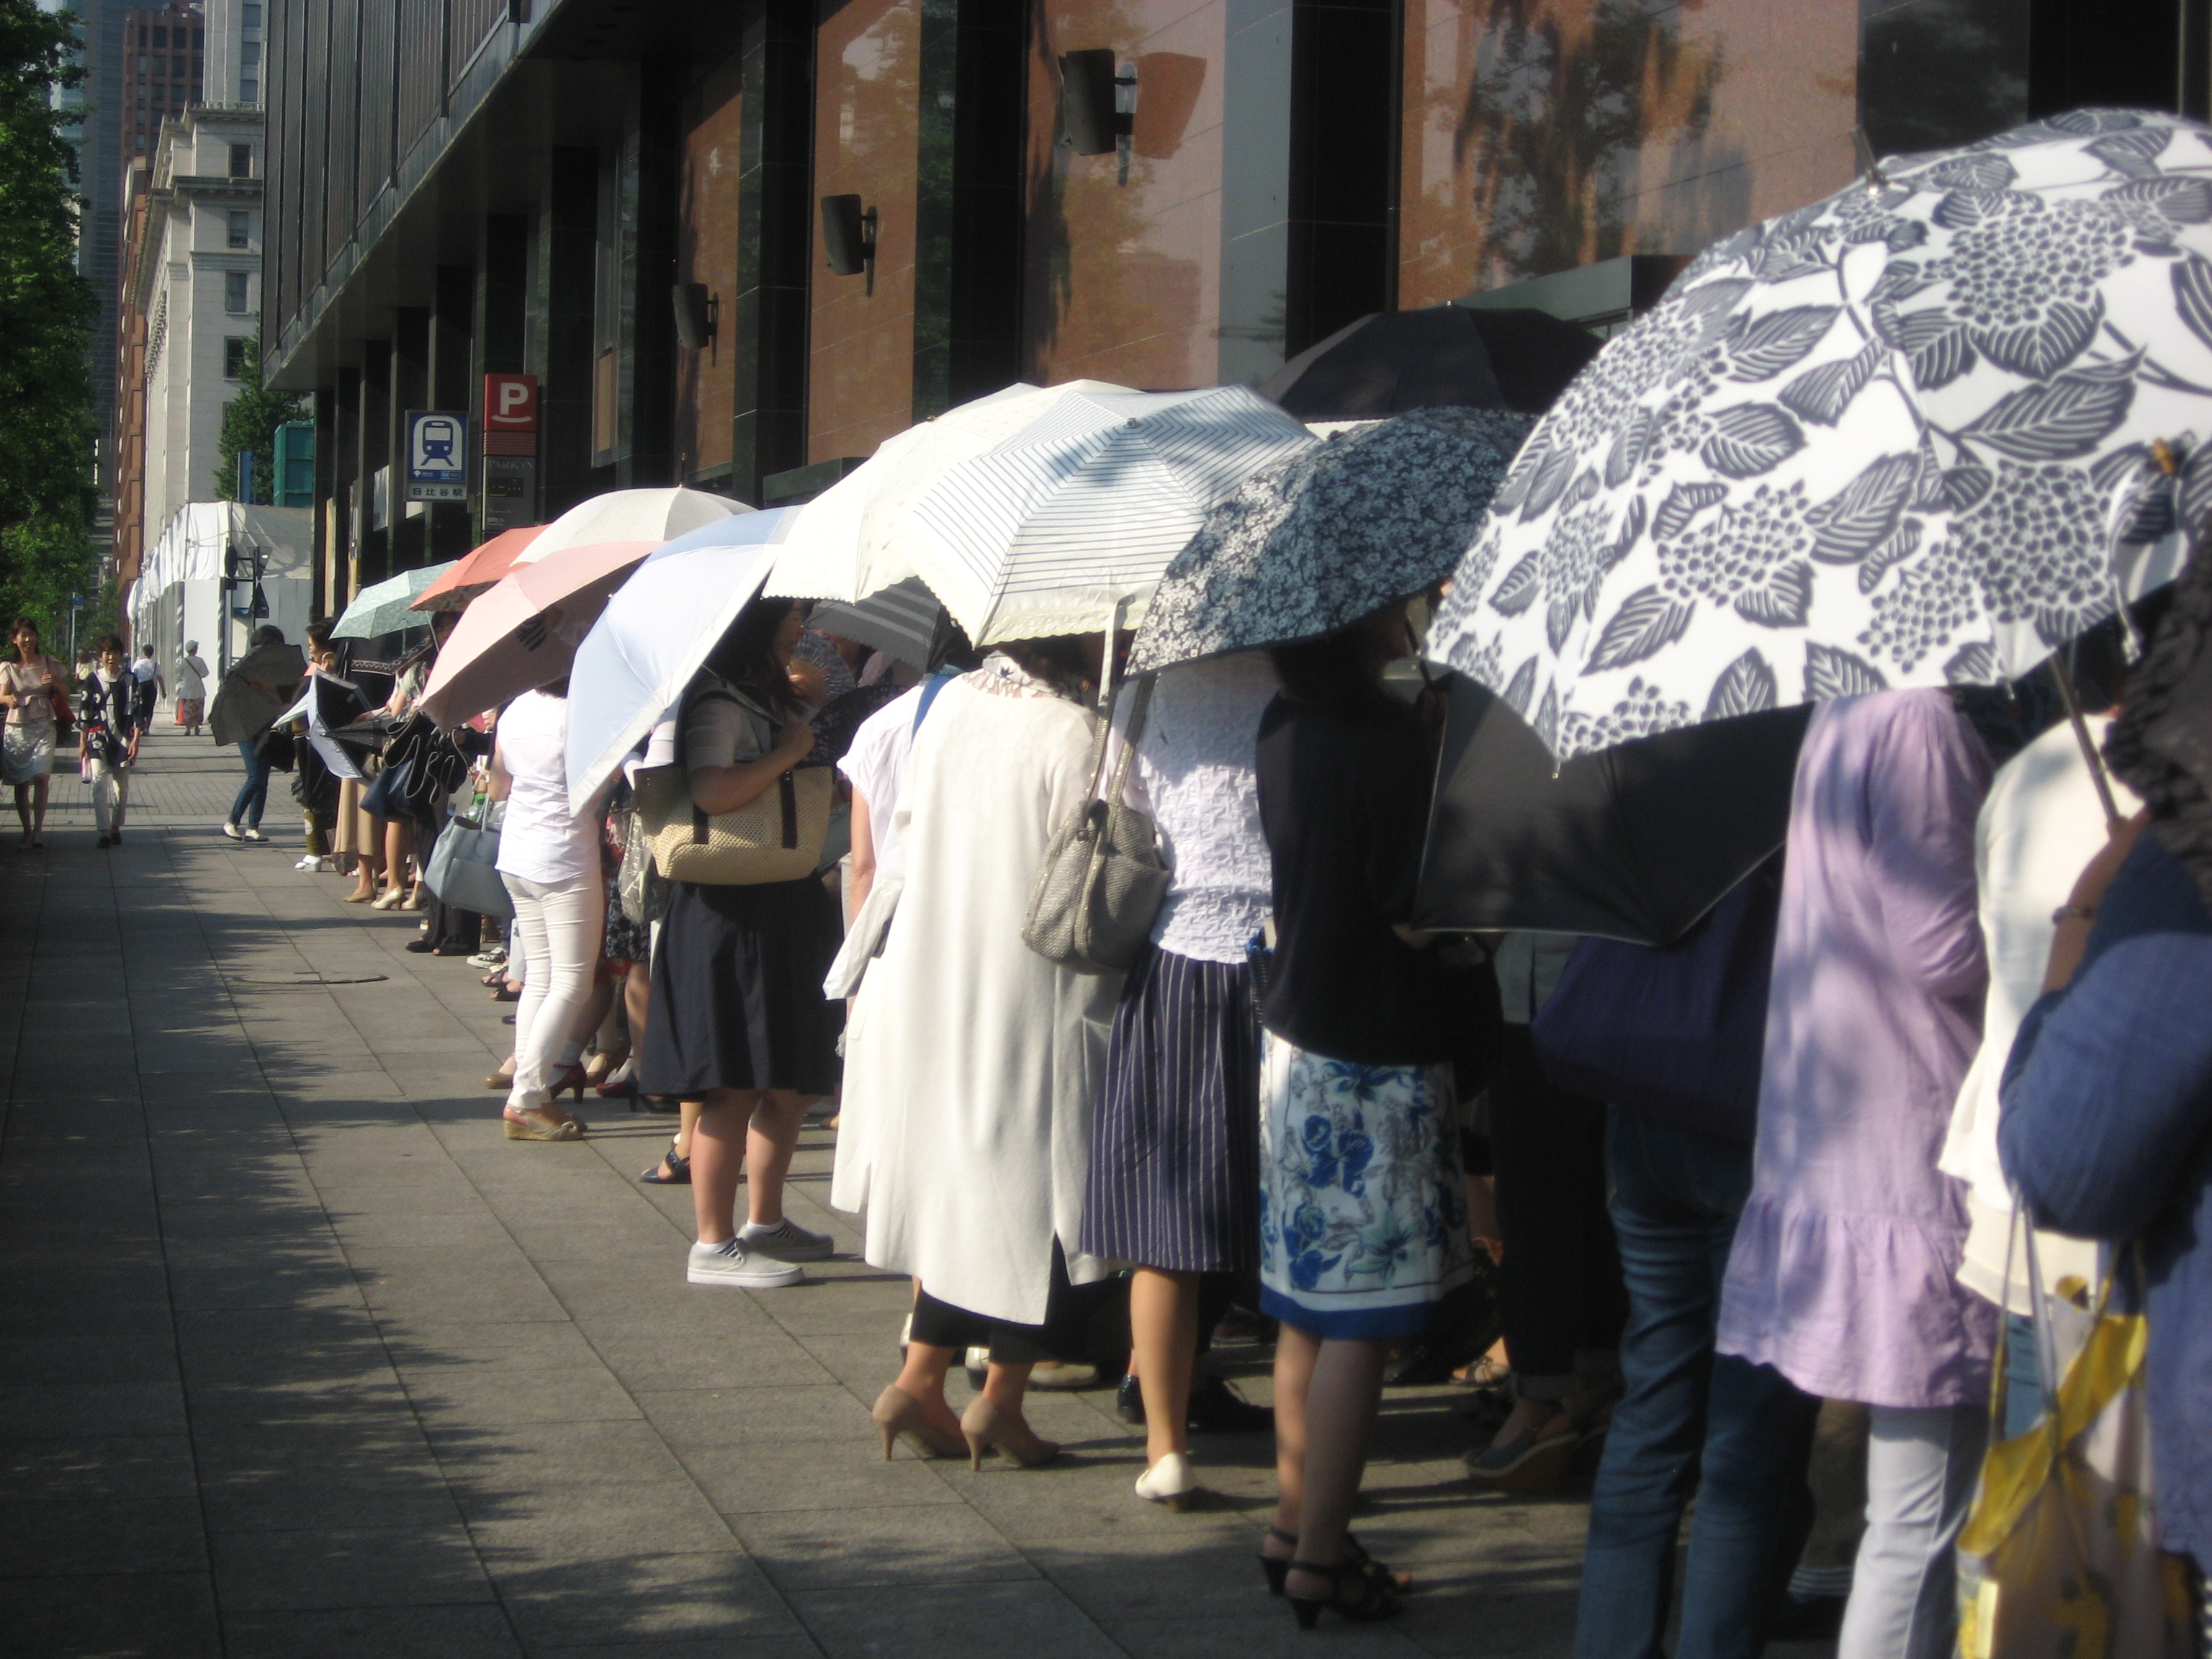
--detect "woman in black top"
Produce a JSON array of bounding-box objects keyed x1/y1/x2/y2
[
  {"x1": 78, "y1": 634, "x2": 145, "y2": 848},
  {"x1": 1252, "y1": 601, "x2": 1474, "y2": 1627}
]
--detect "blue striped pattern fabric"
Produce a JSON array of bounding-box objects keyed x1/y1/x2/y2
[
  {"x1": 1082, "y1": 944, "x2": 1263, "y2": 1274},
  {"x1": 904, "y1": 386, "x2": 1315, "y2": 644}
]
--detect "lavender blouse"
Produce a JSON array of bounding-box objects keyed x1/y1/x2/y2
[{"x1": 1717, "y1": 689, "x2": 1998, "y2": 1408}]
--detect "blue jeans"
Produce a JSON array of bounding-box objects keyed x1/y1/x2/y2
[
  {"x1": 230, "y1": 740, "x2": 271, "y2": 829},
  {"x1": 1575, "y1": 1108, "x2": 1822, "y2": 1659}
]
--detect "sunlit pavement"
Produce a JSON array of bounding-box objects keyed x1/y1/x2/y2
[{"x1": 0, "y1": 729, "x2": 1605, "y2": 1658}]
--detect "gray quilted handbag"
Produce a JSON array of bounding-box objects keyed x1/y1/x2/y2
[{"x1": 1022, "y1": 675, "x2": 1169, "y2": 974}]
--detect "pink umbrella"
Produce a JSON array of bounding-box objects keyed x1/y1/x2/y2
[
  {"x1": 410, "y1": 525, "x2": 546, "y2": 613},
  {"x1": 419, "y1": 539, "x2": 657, "y2": 727}
]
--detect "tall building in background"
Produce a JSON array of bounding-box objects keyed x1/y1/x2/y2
[
  {"x1": 71, "y1": 0, "x2": 128, "y2": 572},
  {"x1": 114, "y1": 0, "x2": 258, "y2": 603}
]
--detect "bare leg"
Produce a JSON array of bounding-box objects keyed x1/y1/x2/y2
[
  {"x1": 981, "y1": 1360, "x2": 1035, "y2": 1415},
  {"x1": 890, "y1": 1341, "x2": 967, "y2": 1440},
  {"x1": 673, "y1": 1096, "x2": 703, "y2": 1161},
  {"x1": 1270, "y1": 1322, "x2": 1321, "y2": 1555},
  {"x1": 1286, "y1": 1336, "x2": 1389, "y2": 1597},
  {"x1": 30, "y1": 776, "x2": 48, "y2": 840},
  {"x1": 1131, "y1": 1267, "x2": 1200, "y2": 1465},
  {"x1": 382, "y1": 819, "x2": 415, "y2": 896},
  {"x1": 743, "y1": 1088, "x2": 806, "y2": 1226},
  {"x1": 14, "y1": 783, "x2": 30, "y2": 842},
  {"x1": 689, "y1": 1088, "x2": 760, "y2": 1244},
  {"x1": 624, "y1": 963, "x2": 650, "y2": 1053}
]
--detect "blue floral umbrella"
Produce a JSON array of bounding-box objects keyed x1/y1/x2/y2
[
  {"x1": 1427, "y1": 110, "x2": 2211, "y2": 760},
  {"x1": 1128, "y1": 407, "x2": 1533, "y2": 674}
]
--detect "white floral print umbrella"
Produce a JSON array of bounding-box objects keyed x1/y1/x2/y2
[
  {"x1": 1128, "y1": 407, "x2": 1534, "y2": 674},
  {"x1": 1427, "y1": 109, "x2": 2210, "y2": 760}
]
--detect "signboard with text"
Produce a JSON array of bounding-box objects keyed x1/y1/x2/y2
[
  {"x1": 481, "y1": 374, "x2": 539, "y2": 534},
  {"x1": 404, "y1": 410, "x2": 468, "y2": 501}
]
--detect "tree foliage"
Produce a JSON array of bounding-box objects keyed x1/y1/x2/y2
[
  {"x1": 215, "y1": 320, "x2": 307, "y2": 503},
  {"x1": 0, "y1": 0, "x2": 96, "y2": 634}
]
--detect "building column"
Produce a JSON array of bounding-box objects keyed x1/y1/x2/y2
[
  {"x1": 731, "y1": 0, "x2": 812, "y2": 503},
  {"x1": 429, "y1": 265, "x2": 476, "y2": 559},
  {"x1": 312, "y1": 384, "x2": 336, "y2": 619},
  {"x1": 536, "y1": 147, "x2": 601, "y2": 521},
  {"x1": 390, "y1": 307, "x2": 431, "y2": 572},
  {"x1": 331, "y1": 365, "x2": 360, "y2": 612},
  {"x1": 355, "y1": 341, "x2": 391, "y2": 590}
]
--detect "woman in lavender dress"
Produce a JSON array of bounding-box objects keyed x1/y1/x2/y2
[{"x1": 1716, "y1": 688, "x2": 1997, "y2": 1659}]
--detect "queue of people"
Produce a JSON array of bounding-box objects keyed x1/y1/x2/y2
[{"x1": 162, "y1": 539, "x2": 2212, "y2": 1655}]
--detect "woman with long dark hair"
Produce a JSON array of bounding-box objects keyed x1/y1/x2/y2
[
  {"x1": 1, "y1": 617, "x2": 68, "y2": 848},
  {"x1": 1252, "y1": 601, "x2": 1475, "y2": 1627},
  {"x1": 640, "y1": 595, "x2": 842, "y2": 1287}
]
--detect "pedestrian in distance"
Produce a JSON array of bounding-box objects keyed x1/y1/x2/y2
[
  {"x1": 0, "y1": 617, "x2": 70, "y2": 850},
  {"x1": 78, "y1": 635, "x2": 147, "y2": 848},
  {"x1": 173, "y1": 639, "x2": 208, "y2": 734},
  {"x1": 210, "y1": 624, "x2": 306, "y2": 843}
]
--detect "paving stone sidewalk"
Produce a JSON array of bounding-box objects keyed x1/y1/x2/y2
[{"x1": 0, "y1": 731, "x2": 1596, "y2": 1659}]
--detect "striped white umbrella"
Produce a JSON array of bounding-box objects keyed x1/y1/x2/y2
[
  {"x1": 806, "y1": 577, "x2": 945, "y2": 669},
  {"x1": 899, "y1": 385, "x2": 1316, "y2": 644},
  {"x1": 763, "y1": 380, "x2": 1128, "y2": 604}
]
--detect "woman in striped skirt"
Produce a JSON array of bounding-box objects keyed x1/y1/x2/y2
[{"x1": 1082, "y1": 651, "x2": 1279, "y2": 1510}]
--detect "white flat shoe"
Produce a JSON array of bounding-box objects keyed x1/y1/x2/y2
[{"x1": 1135, "y1": 1450, "x2": 1200, "y2": 1511}]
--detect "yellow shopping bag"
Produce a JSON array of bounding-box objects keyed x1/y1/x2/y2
[{"x1": 1956, "y1": 1246, "x2": 2195, "y2": 1659}]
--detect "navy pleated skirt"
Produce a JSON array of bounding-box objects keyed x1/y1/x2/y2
[
  {"x1": 1081, "y1": 944, "x2": 1262, "y2": 1273},
  {"x1": 638, "y1": 876, "x2": 842, "y2": 1097}
]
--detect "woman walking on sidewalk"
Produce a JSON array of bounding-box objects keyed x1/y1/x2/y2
[
  {"x1": 1, "y1": 617, "x2": 68, "y2": 849},
  {"x1": 78, "y1": 636, "x2": 146, "y2": 848},
  {"x1": 173, "y1": 641, "x2": 207, "y2": 735},
  {"x1": 210, "y1": 625, "x2": 305, "y2": 843}
]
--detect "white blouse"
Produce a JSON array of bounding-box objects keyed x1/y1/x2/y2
[{"x1": 1122, "y1": 652, "x2": 1278, "y2": 964}]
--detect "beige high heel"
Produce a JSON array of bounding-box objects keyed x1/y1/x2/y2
[
  {"x1": 503, "y1": 1110, "x2": 583, "y2": 1142},
  {"x1": 959, "y1": 1396, "x2": 1058, "y2": 1472},
  {"x1": 371, "y1": 889, "x2": 406, "y2": 910},
  {"x1": 871, "y1": 1384, "x2": 967, "y2": 1462},
  {"x1": 1134, "y1": 1449, "x2": 1201, "y2": 1511}
]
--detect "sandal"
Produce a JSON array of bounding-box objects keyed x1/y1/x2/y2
[
  {"x1": 1285, "y1": 1557, "x2": 1404, "y2": 1629},
  {"x1": 640, "y1": 1146, "x2": 691, "y2": 1184},
  {"x1": 1259, "y1": 1527, "x2": 1409, "y2": 1598}
]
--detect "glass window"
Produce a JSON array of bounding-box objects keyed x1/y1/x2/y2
[
  {"x1": 241, "y1": 42, "x2": 258, "y2": 65},
  {"x1": 224, "y1": 337, "x2": 248, "y2": 379},
  {"x1": 243, "y1": 3, "x2": 261, "y2": 24},
  {"x1": 227, "y1": 210, "x2": 249, "y2": 249},
  {"x1": 225, "y1": 271, "x2": 249, "y2": 313},
  {"x1": 241, "y1": 78, "x2": 257, "y2": 104},
  {"x1": 153, "y1": 25, "x2": 167, "y2": 47},
  {"x1": 228, "y1": 143, "x2": 251, "y2": 178}
]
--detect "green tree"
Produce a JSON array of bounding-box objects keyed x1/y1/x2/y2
[
  {"x1": 214, "y1": 320, "x2": 307, "y2": 503},
  {"x1": 0, "y1": 0, "x2": 96, "y2": 636}
]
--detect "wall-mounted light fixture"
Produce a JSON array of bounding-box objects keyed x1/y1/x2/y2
[
  {"x1": 671, "y1": 282, "x2": 717, "y2": 351},
  {"x1": 1060, "y1": 50, "x2": 1136, "y2": 184},
  {"x1": 821, "y1": 194, "x2": 878, "y2": 284}
]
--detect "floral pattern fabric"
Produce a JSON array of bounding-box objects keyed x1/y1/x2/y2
[
  {"x1": 1128, "y1": 408, "x2": 1534, "y2": 675},
  {"x1": 1256, "y1": 1033, "x2": 1474, "y2": 1339},
  {"x1": 1429, "y1": 111, "x2": 2212, "y2": 761}
]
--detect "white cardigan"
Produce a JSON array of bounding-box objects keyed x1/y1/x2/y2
[{"x1": 840, "y1": 670, "x2": 1121, "y2": 1326}]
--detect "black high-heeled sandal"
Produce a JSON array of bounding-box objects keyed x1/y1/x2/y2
[
  {"x1": 640, "y1": 1146, "x2": 691, "y2": 1185},
  {"x1": 1258, "y1": 1528, "x2": 1408, "y2": 1598},
  {"x1": 1285, "y1": 1558, "x2": 1403, "y2": 1629}
]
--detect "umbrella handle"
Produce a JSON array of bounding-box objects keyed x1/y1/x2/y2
[{"x1": 2051, "y1": 652, "x2": 2124, "y2": 832}]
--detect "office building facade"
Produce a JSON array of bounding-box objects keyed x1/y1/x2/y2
[{"x1": 261, "y1": 0, "x2": 2211, "y2": 616}]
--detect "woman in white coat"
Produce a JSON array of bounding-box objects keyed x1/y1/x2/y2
[{"x1": 857, "y1": 637, "x2": 1122, "y2": 1468}]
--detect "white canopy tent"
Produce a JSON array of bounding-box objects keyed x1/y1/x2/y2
[{"x1": 127, "y1": 502, "x2": 315, "y2": 694}]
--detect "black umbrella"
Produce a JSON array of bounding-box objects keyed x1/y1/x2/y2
[
  {"x1": 1260, "y1": 305, "x2": 1603, "y2": 421},
  {"x1": 1414, "y1": 674, "x2": 1810, "y2": 946}
]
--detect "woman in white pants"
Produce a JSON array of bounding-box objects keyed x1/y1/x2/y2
[
  {"x1": 489, "y1": 680, "x2": 606, "y2": 1142},
  {"x1": 78, "y1": 636, "x2": 143, "y2": 848}
]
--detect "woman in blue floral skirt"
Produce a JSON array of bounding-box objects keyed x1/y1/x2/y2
[{"x1": 1251, "y1": 600, "x2": 1475, "y2": 1628}]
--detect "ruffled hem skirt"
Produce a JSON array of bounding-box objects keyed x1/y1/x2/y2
[{"x1": 1716, "y1": 1193, "x2": 1997, "y2": 1408}]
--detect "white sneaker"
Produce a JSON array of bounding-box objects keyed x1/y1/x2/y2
[
  {"x1": 220, "y1": 822, "x2": 242, "y2": 841},
  {"x1": 737, "y1": 1217, "x2": 835, "y2": 1262},
  {"x1": 240, "y1": 827, "x2": 266, "y2": 842},
  {"x1": 686, "y1": 1238, "x2": 801, "y2": 1289},
  {"x1": 294, "y1": 855, "x2": 319, "y2": 871}
]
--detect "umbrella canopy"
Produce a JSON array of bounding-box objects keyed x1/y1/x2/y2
[
  {"x1": 805, "y1": 577, "x2": 946, "y2": 670},
  {"x1": 274, "y1": 672, "x2": 377, "y2": 781},
  {"x1": 1414, "y1": 675, "x2": 1812, "y2": 945},
  {"x1": 1128, "y1": 407, "x2": 1534, "y2": 674},
  {"x1": 902, "y1": 384, "x2": 1316, "y2": 644},
  {"x1": 763, "y1": 380, "x2": 1128, "y2": 603},
  {"x1": 562, "y1": 508, "x2": 802, "y2": 812},
  {"x1": 516, "y1": 487, "x2": 746, "y2": 566},
  {"x1": 1428, "y1": 109, "x2": 2212, "y2": 761},
  {"x1": 418, "y1": 539, "x2": 657, "y2": 727},
  {"x1": 1260, "y1": 305, "x2": 1603, "y2": 420},
  {"x1": 331, "y1": 562, "x2": 454, "y2": 639},
  {"x1": 412, "y1": 526, "x2": 545, "y2": 613}
]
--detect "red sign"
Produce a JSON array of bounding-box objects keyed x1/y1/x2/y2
[{"x1": 484, "y1": 373, "x2": 539, "y2": 430}]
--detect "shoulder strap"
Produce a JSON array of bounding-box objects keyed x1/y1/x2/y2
[
  {"x1": 1102, "y1": 675, "x2": 1154, "y2": 807},
  {"x1": 913, "y1": 670, "x2": 955, "y2": 733}
]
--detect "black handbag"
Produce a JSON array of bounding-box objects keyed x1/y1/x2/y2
[{"x1": 255, "y1": 723, "x2": 296, "y2": 772}]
